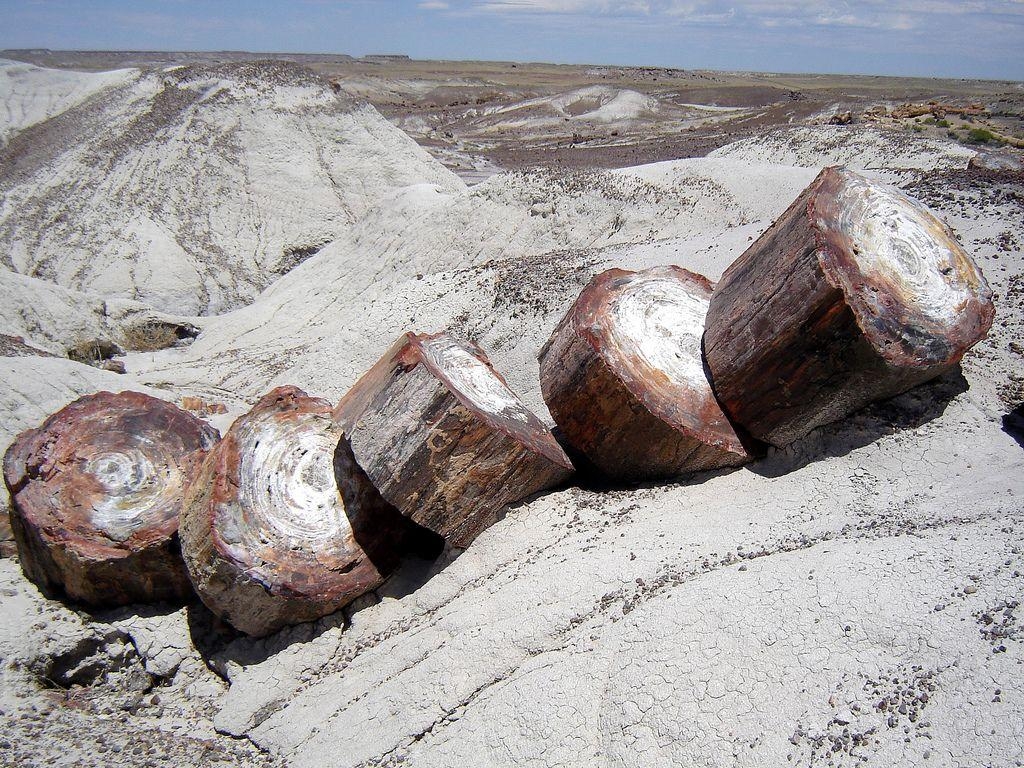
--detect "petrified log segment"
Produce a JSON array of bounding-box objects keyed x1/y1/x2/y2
[
  {"x1": 2, "y1": 391, "x2": 218, "y2": 605},
  {"x1": 704, "y1": 166, "x2": 995, "y2": 448},
  {"x1": 538, "y1": 266, "x2": 750, "y2": 481},
  {"x1": 180, "y1": 386, "x2": 410, "y2": 637},
  {"x1": 334, "y1": 333, "x2": 574, "y2": 547}
]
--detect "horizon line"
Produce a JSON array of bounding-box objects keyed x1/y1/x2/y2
[{"x1": 2, "y1": 47, "x2": 1021, "y2": 85}]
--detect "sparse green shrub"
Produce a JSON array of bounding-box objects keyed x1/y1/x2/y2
[
  {"x1": 965, "y1": 127, "x2": 1003, "y2": 145},
  {"x1": 937, "y1": 119, "x2": 951, "y2": 128}
]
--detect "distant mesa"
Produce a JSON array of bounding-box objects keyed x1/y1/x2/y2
[{"x1": 360, "y1": 54, "x2": 412, "y2": 63}]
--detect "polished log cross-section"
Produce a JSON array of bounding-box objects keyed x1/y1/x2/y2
[
  {"x1": 3, "y1": 391, "x2": 218, "y2": 606},
  {"x1": 180, "y1": 386, "x2": 410, "y2": 636},
  {"x1": 703, "y1": 166, "x2": 995, "y2": 447},
  {"x1": 334, "y1": 332, "x2": 574, "y2": 548},
  {"x1": 539, "y1": 266, "x2": 750, "y2": 481}
]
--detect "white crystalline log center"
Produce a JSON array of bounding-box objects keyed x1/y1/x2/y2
[
  {"x1": 421, "y1": 336, "x2": 535, "y2": 424},
  {"x1": 604, "y1": 274, "x2": 709, "y2": 390},
  {"x1": 84, "y1": 449, "x2": 165, "y2": 542},
  {"x1": 235, "y1": 413, "x2": 350, "y2": 552},
  {"x1": 829, "y1": 176, "x2": 974, "y2": 327}
]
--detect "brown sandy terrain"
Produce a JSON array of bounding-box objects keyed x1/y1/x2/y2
[{"x1": 4, "y1": 49, "x2": 1022, "y2": 179}]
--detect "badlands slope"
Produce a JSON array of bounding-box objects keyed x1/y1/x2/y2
[
  {"x1": 0, "y1": 59, "x2": 460, "y2": 315},
  {"x1": 0, "y1": 59, "x2": 135, "y2": 147},
  {"x1": 0, "y1": 60, "x2": 1022, "y2": 768}
]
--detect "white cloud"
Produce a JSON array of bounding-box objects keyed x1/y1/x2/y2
[
  {"x1": 419, "y1": 0, "x2": 450, "y2": 8},
  {"x1": 475, "y1": 0, "x2": 650, "y2": 14},
  {"x1": 451, "y1": 0, "x2": 1024, "y2": 69},
  {"x1": 464, "y1": 0, "x2": 1024, "y2": 25}
]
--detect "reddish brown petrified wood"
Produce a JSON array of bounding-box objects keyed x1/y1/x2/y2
[
  {"x1": 538, "y1": 265, "x2": 750, "y2": 481},
  {"x1": 180, "y1": 385, "x2": 414, "y2": 637},
  {"x1": 2, "y1": 391, "x2": 218, "y2": 606},
  {"x1": 704, "y1": 165, "x2": 995, "y2": 448},
  {"x1": 334, "y1": 332, "x2": 574, "y2": 548}
]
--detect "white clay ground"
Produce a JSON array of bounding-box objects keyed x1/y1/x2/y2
[{"x1": 0, "y1": 59, "x2": 1022, "y2": 768}]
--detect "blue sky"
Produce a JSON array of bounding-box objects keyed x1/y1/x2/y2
[{"x1": 2, "y1": 1, "x2": 1022, "y2": 80}]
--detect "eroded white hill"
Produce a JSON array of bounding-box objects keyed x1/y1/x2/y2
[
  {"x1": 0, "y1": 59, "x2": 135, "y2": 146},
  {"x1": 0, "y1": 60, "x2": 462, "y2": 315},
  {"x1": 710, "y1": 125, "x2": 977, "y2": 173}
]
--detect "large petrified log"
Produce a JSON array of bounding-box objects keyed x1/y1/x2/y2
[
  {"x1": 180, "y1": 386, "x2": 416, "y2": 637},
  {"x1": 538, "y1": 266, "x2": 750, "y2": 481},
  {"x1": 704, "y1": 166, "x2": 994, "y2": 448},
  {"x1": 2, "y1": 391, "x2": 218, "y2": 606},
  {"x1": 334, "y1": 332, "x2": 574, "y2": 547}
]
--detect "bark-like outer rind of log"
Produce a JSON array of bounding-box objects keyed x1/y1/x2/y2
[
  {"x1": 180, "y1": 385, "x2": 403, "y2": 637},
  {"x1": 538, "y1": 266, "x2": 751, "y2": 481},
  {"x1": 2, "y1": 391, "x2": 218, "y2": 606},
  {"x1": 704, "y1": 165, "x2": 995, "y2": 448},
  {"x1": 334, "y1": 332, "x2": 574, "y2": 547}
]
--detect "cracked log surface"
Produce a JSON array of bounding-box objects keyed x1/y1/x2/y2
[
  {"x1": 539, "y1": 266, "x2": 750, "y2": 481},
  {"x1": 704, "y1": 166, "x2": 995, "y2": 448},
  {"x1": 180, "y1": 385, "x2": 410, "y2": 637},
  {"x1": 2, "y1": 390, "x2": 218, "y2": 606},
  {"x1": 334, "y1": 332, "x2": 574, "y2": 548}
]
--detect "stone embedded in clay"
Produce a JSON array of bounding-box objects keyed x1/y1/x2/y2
[
  {"x1": 334, "y1": 332, "x2": 574, "y2": 548},
  {"x1": 179, "y1": 385, "x2": 413, "y2": 637},
  {"x1": 2, "y1": 390, "x2": 218, "y2": 606},
  {"x1": 539, "y1": 265, "x2": 750, "y2": 481},
  {"x1": 704, "y1": 165, "x2": 995, "y2": 448}
]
